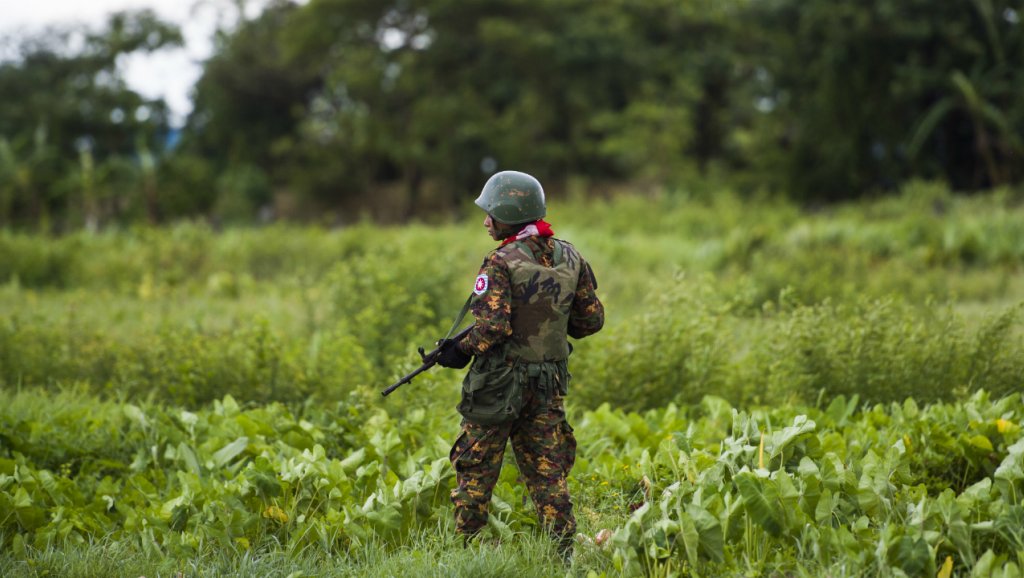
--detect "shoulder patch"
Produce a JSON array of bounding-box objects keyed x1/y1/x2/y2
[{"x1": 473, "y1": 274, "x2": 489, "y2": 295}]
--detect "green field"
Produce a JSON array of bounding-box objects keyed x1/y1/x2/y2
[{"x1": 2, "y1": 183, "x2": 1024, "y2": 576}]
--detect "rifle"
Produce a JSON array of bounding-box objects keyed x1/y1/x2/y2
[{"x1": 381, "y1": 325, "x2": 473, "y2": 397}]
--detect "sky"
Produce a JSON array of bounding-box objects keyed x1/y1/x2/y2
[{"x1": 1, "y1": 0, "x2": 270, "y2": 125}]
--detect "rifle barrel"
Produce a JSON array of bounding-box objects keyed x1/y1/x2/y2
[
  {"x1": 381, "y1": 362, "x2": 433, "y2": 397},
  {"x1": 380, "y1": 325, "x2": 473, "y2": 397}
]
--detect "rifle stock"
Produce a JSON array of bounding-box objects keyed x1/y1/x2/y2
[{"x1": 381, "y1": 325, "x2": 473, "y2": 397}]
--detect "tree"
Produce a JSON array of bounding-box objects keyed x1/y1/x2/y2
[
  {"x1": 747, "y1": 0, "x2": 1024, "y2": 198},
  {"x1": 186, "y1": 0, "x2": 751, "y2": 221},
  {"x1": 0, "y1": 10, "x2": 182, "y2": 229}
]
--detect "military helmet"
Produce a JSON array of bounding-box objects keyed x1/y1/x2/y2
[{"x1": 475, "y1": 170, "x2": 546, "y2": 225}]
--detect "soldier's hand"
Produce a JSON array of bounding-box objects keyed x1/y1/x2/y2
[{"x1": 437, "y1": 339, "x2": 472, "y2": 369}]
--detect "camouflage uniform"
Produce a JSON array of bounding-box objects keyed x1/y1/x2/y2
[
  {"x1": 450, "y1": 234, "x2": 604, "y2": 550},
  {"x1": 459, "y1": 236, "x2": 604, "y2": 357}
]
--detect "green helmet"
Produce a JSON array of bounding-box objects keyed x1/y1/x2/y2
[{"x1": 475, "y1": 170, "x2": 546, "y2": 225}]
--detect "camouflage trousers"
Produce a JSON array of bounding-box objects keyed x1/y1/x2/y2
[{"x1": 449, "y1": 385, "x2": 577, "y2": 548}]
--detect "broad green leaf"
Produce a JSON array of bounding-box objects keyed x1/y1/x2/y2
[
  {"x1": 856, "y1": 474, "x2": 883, "y2": 517},
  {"x1": 825, "y1": 395, "x2": 860, "y2": 425},
  {"x1": 774, "y1": 470, "x2": 800, "y2": 514},
  {"x1": 887, "y1": 535, "x2": 934, "y2": 577},
  {"x1": 244, "y1": 458, "x2": 283, "y2": 498},
  {"x1": 735, "y1": 472, "x2": 784, "y2": 537},
  {"x1": 123, "y1": 404, "x2": 148, "y2": 428},
  {"x1": 13, "y1": 487, "x2": 32, "y2": 508},
  {"x1": 486, "y1": 509, "x2": 515, "y2": 541},
  {"x1": 687, "y1": 503, "x2": 724, "y2": 564},
  {"x1": 177, "y1": 443, "x2": 201, "y2": 475},
  {"x1": 995, "y1": 439, "x2": 1024, "y2": 480},
  {"x1": 15, "y1": 504, "x2": 46, "y2": 531},
  {"x1": 179, "y1": 410, "x2": 198, "y2": 428},
  {"x1": 678, "y1": 510, "x2": 700, "y2": 567},
  {"x1": 212, "y1": 437, "x2": 249, "y2": 468},
  {"x1": 815, "y1": 489, "x2": 835, "y2": 526},
  {"x1": 798, "y1": 457, "x2": 822, "y2": 514},
  {"x1": 999, "y1": 562, "x2": 1022, "y2": 578},
  {"x1": 972, "y1": 549, "x2": 997, "y2": 577},
  {"x1": 820, "y1": 453, "x2": 846, "y2": 492},
  {"x1": 994, "y1": 440, "x2": 1024, "y2": 501},
  {"x1": 218, "y1": 395, "x2": 241, "y2": 416},
  {"x1": 767, "y1": 415, "x2": 816, "y2": 460},
  {"x1": 364, "y1": 504, "x2": 402, "y2": 533},
  {"x1": 370, "y1": 428, "x2": 401, "y2": 458},
  {"x1": 969, "y1": 435, "x2": 995, "y2": 453},
  {"x1": 948, "y1": 519, "x2": 974, "y2": 566},
  {"x1": 700, "y1": 396, "x2": 733, "y2": 424},
  {"x1": 902, "y1": 398, "x2": 919, "y2": 419}
]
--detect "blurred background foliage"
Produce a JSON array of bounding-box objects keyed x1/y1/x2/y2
[
  {"x1": 2, "y1": 184, "x2": 1022, "y2": 411},
  {"x1": 1, "y1": 0, "x2": 1023, "y2": 231}
]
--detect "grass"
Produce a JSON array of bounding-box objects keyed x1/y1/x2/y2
[{"x1": 1, "y1": 519, "x2": 612, "y2": 577}]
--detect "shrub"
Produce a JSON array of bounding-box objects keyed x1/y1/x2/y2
[{"x1": 572, "y1": 276, "x2": 734, "y2": 411}]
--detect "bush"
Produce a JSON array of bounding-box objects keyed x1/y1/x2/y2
[
  {"x1": 572, "y1": 276, "x2": 734, "y2": 411},
  {"x1": 757, "y1": 298, "x2": 1024, "y2": 405}
]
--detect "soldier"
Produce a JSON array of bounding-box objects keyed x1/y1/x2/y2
[{"x1": 436, "y1": 170, "x2": 605, "y2": 559}]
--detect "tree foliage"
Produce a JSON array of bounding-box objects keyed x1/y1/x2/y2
[
  {"x1": 749, "y1": 0, "x2": 1024, "y2": 199},
  {"x1": 3, "y1": 0, "x2": 1024, "y2": 228},
  {"x1": 0, "y1": 10, "x2": 181, "y2": 229}
]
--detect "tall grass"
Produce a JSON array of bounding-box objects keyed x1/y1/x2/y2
[{"x1": 2, "y1": 183, "x2": 1023, "y2": 409}]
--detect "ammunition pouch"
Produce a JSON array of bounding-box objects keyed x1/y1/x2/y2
[{"x1": 457, "y1": 348, "x2": 570, "y2": 425}]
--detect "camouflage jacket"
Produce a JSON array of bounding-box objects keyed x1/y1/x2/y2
[{"x1": 458, "y1": 235, "x2": 604, "y2": 360}]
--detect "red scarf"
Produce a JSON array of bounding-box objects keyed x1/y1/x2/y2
[{"x1": 500, "y1": 219, "x2": 554, "y2": 246}]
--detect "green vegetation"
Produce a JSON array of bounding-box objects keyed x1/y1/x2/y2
[
  {"x1": 1, "y1": 187, "x2": 1024, "y2": 575},
  {"x1": 3, "y1": 0, "x2": 1024, "y2": 229},
  {"x1": 2, "y1": 388, "x2": 1023, "y2": 577},
  {"x1": 2, "y1": 183, "x2": 1022, "y2": 409},
  {"x1": 4, "y1": 0, "x2": 1024, "y2": 573}
]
